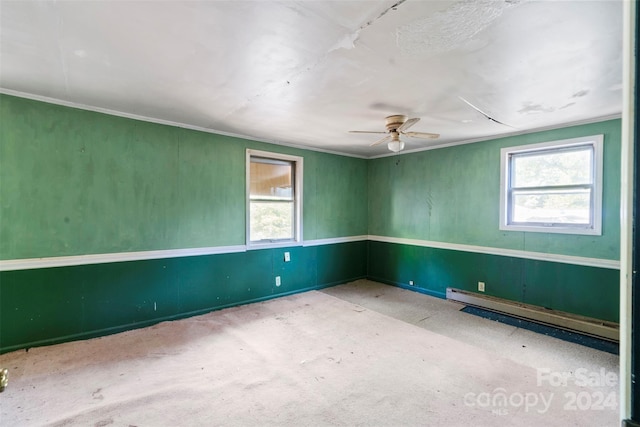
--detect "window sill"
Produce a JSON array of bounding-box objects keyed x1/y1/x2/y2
[
  {"x1": 499, "y1": 224, "x2": 602, "y2": 236},
  {"x1": 246, "y1": 240, "x2": 303, "y2": 250}
]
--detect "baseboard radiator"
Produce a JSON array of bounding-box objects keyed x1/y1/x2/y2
[{"x1": 446, "y1": 288, "x2": 619, "y2": 342}]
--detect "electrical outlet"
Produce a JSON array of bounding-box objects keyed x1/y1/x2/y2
[
  {"x1": 478, "y1": 281, "x2": 485, "y2": 292},
  {"x1": 284, "y1": 252, "x2": 290, "y2": 262},
  {"x1": 409, "y1": 280, "x2": 414, "y2": 286},
  {"x1": 275, "y1": 276, "x2": 281, "y2": 287}
]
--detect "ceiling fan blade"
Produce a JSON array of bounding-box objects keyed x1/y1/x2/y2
[
  {"x1": 397, "y1": 117, "x2": 420, "y2": 132},
  {"x1": 403, "y1": 131, "x2": 440, "y2": 139},
  {"x1": 370, "y1": 135, "x2": 392, "y2": 147},
  {"x1": 349, "y1": 130, "x2": 388, "y2": 134}
]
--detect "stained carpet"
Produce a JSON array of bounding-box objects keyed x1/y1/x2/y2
[{"x1": 0, "y1": 288, "x2": 618, "y2": 426}]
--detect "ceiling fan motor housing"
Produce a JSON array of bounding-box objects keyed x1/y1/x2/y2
[{"x1": 385, "y1": 115, "x2": 407, "y2": 132}]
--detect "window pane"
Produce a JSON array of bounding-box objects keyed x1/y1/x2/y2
[
  {"x1": 512, "y1": 147, "x2": 592, "y2": 188},
  {"x1": 247, "y1": 150, "x2": 302, "y2": 245},
  {"x1": 512, "y1": 191, "x2": 591, "y2": 224},
  {"x1": 250, "y1": 201, "x2": 294, "y2": 241},
  {"x1": 250, "y1": 159, "x2": 292, "y2": 200}
]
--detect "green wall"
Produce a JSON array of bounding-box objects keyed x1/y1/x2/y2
[
  {"x1": 368, "y1": 120, "x2": 621, "y2": 260},
  {"x1": 0, "y1": 242, "x2": 367, "y2": 352},
  {"x1": 367, "y1": 119, "x2": 621, "y2": 321},
  {"x1": 0, "y1": 94, "x2": 368, "y2": 352},
  {"x1": 367, "y1": 241, "x2": 619, "y2": 322},
  {"x1": 0, "y1": 94, "x2": 368, "y2": 260}
]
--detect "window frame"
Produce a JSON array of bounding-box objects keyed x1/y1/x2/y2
[
  {"x1": 246, "y1": 149, "x2": 303, "y2": 248},
  {"x1": 499, "y1": 134, "x2": 604, "y2": 235}
]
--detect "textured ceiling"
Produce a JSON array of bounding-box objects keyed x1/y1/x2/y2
[{"x1": 0, "y1": 0, "x2": 623, "y2": 157}]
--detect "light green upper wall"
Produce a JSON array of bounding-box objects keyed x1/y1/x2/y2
[
  {"x1": 0, "y1": 95, "x2": 368, "y2": 260},
  {"x1": 368, "y1": 119, "x2": 621, "y2": 260},
  {"x1": 1, "y1": 94, "x2": 621, "y2": 261}
]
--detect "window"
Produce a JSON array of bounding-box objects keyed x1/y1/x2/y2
[
  {"x1": 246, "y1": 150, "x2": 302, "y2": 246},
  {"x1": 500, "y1": 135, "x2": 603, "y2": 235}
]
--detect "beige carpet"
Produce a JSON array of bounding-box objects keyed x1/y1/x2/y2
[{"x1": 0, "y1": 288, "x2": 618, "y2": 426}]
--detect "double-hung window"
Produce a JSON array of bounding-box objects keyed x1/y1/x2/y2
[
  {"x1": 499, "y1": 135, "x2": 603, "y2": 235},
  {"x1": 246, "y1": 150, "x2": 303, "y2": 246}
]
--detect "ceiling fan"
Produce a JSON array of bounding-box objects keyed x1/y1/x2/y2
[{"x1": 349, "y1": 115, "x2": 439, "y2": 152}]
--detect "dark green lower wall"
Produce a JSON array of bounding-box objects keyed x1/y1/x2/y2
[
  {"x1": 1, "y1": 239, "x2": 619, "y2": 354},
  {"x1": 0, "y1": 241, "x2": 367, "y2": 354},
  {"x1": 367, "y1": 241, "x2": 619, "y2": 323}
]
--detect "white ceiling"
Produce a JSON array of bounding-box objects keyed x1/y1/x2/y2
[{"x1": 0, "y1": 0, "x2": 623, "y2": 157}]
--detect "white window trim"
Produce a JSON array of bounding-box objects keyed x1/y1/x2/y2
[
  {"x1": 246, "y1": 149, "x2": 303, "y2": 249},
  {"x1": 499, "y1": 134, "x2": 604, "y2": 235}
]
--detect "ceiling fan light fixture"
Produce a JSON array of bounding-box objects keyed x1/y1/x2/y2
[
  {"x1": 387, "y1": 140, "x2": 404, "y2": 152},
  {"x1": 350, "y1": 114, "x2": 438, "y2": 153}
]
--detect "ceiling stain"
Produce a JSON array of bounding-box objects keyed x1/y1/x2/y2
[
  {"x1": 328, "y1": 32, "x2": 360, "y2": 53},
  {"x1": 559, "y1": 102, "x2": 576, "y2": 110},
  {"x1": 328, "y1": 0, "x2": 408, "y2": 53},
  {"x1": 395, "y1": 0, "x2": 526, "y2": 56},
  {"x1": 518, "y1": 102, "x2": 555, "y2": 115}
]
